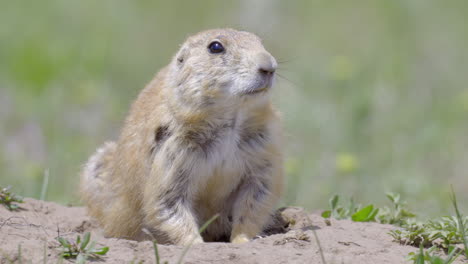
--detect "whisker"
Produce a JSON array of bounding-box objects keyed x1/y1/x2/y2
[
  {"x1": 277, "y1": 59, "x2": 292, "y2": 64},
  {"x1": 276, "y1": 66, "x2": 292, "y2": 71},
  {"x1": 276, "y1": 56, "x2": 299, "y2": 65},
  {"x1": 276, "y1": 72, "x2": 302, "y2": 89}
]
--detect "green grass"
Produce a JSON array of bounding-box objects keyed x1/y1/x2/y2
[
  {"x1": 404, "y1": 190, "x2": 468, "y2": 264},
  {"x1": 408, "y1": 245, "x2": 462, "y2": 264},
  {"x1": 322, "y1": 191, "x2": 468, "y2": 263},
  {"x1": 389, "y1": 215, "x2": 468, "y2": 251},
  {"x1": 389, "y1": 191, "x2": 468, "y2": 258}
]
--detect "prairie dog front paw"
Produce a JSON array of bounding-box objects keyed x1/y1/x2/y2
[{"x1": 231, "y1": 233, "x2": 250, "y2": 244}]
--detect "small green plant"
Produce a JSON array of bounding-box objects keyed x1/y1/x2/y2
[
  {"x1": 377, "y1": 192, "x2": 418, "y2": 225},
  {"x1": 408, "y1": 244, "x2": 462, "y2": 264},
  {"x1": 57, "y1": 232, "x2": 109, "y2": 264},
  {"x1": 321, "y1": 192, "x2": 416, "y2": 225},
  {"x1": 0, "y1": 185, "x2": 24, "y2": 211},
  {"x1": 391, "y1": 188, "x2": 467, "y2": 263},
  {"x1": 321, "y1": 192, "x2": 467, "y2": 262},
  {"x1": 321, "y1": 194, "x2": 356, "y2": 220},
  {"x1": 390, "y1": 216, "x2": 468, "y2": 249}
]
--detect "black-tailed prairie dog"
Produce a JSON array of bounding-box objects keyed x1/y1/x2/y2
[{"x1": 80, "y1": 28, "x2": 284, "y2": 246}]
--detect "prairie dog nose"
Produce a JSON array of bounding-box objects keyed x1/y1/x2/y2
[{"x1": 256, "y1": 52, "x2": 277, "y2": 75}]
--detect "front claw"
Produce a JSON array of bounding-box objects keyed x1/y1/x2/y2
[
  {"x1": 191, "y1": 236, "x2": 204, "y2": 245},
  {"x1": 176, "y1": 233, "x2": 204, "y2": 246},
  {"x1": 230, "y1": 233, "x2": 250, "y2": 244}
]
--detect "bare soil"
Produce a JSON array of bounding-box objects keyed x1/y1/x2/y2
[{"x1": 0, "y1": 198, "x2": 465, "y2": 264}]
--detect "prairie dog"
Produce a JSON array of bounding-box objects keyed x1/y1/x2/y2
[{"x1": 80, "y1": 28, "x2": 283, "y2": 246}]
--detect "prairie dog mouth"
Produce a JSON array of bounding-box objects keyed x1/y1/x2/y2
[
  {"x1": 243, "y1": 73, "x2": 274, "y2": 95},
  {"x1": 245, "y1": 86, "x2": 269, "y2": 95}
]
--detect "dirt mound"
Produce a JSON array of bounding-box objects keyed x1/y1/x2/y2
[{"x1": 0, "y1": 199, "x2": 464, "y2": 263}]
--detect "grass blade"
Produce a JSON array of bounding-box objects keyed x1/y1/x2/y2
[
  {"x1": 17, "y1": 244, "x2": 22, "y2": 264},
  {"x1": 443, "y1": 245, "x2": 462, "y2": 264},
  {"x1": 312, "y1": 229, "x2": 327, "y2": 264},
  {"x1": 415, "y1": 244, "x2": 424, "y2": 264},
  {"x1": 176, "y1": 214, "x2": 219, "y2": 264},
  {"x1": 58, "y1": 237, "x2": 71, "y2": 248},
  {"x1": 198, "y1": 214, "x2": 219, "y2": 233},
  {"x1": 40, "y1": 169, "x2": 49, "y2": 201},
  {"x1": 330, "y1": 195, "x2": 339, "y2": 210},
  {"x1": 141, "y1": 228, "x2": 161, "y2": 264},
  {"x1": 80, "y1": 232, "x2": 91, "y2": 250},
  {"x1": 43, "y1": 241, "x2": 47, "y2": 264},
  {"x1": 92, "y1": 246, "x2": 109, "y2": 255},
  {"x1": 76, "y1": 253, "x2": 86, "y2": 264},
  {"x1": 449, "y1": 186, "x2": 468, "y2": 258},
  {"x1": 152, "y1": 241, "x2": 160, "y2": 264}
]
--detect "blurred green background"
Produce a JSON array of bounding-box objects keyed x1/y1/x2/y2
[{"x1": 1, "y1": 0, "x2": 467, "y2": 217}]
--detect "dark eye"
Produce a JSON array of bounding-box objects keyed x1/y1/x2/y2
[{"x1": 208, "y1": 41, "x2": 225, "y2": 54}]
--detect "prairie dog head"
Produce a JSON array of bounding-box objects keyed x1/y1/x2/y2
[{"x1": 166, "y1": 29, "x2": 277, "y2": 109}]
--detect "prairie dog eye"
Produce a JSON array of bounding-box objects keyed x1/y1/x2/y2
[{"x1": 208, "y1": 41, "x2": 225, "y2": 54}]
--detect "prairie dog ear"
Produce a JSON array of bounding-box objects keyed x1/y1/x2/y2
[{"x1": 176, "y1": 45, "x2": 189, "y2": 66}]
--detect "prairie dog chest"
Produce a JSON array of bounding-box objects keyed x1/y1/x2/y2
[
  {"x1": 206, "y1": 123, "x2": 244, "y2": 187},
  {"x1": 195, "y1": 117, "x2": 249, "y2": 202}
]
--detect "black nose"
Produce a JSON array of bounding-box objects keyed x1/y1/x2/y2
[
  {"x1": 256, "y1": 52, "x2": 277, "y2": 76},
  {"x1": 259, "y1": 67, "x2": 275, "y2": 76}
]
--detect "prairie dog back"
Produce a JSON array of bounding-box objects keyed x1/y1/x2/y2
[{"x1": 80, "y1": 28, "x2": 283, "y2": 245}]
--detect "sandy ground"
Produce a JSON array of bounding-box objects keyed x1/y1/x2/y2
[{"x1": 0, "y1": 198, "x2": 466, "y2": 264}]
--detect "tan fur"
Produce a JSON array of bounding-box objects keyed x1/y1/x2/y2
[{"x1": 80, "y1": 29, "x2": 284, "y2": 245}]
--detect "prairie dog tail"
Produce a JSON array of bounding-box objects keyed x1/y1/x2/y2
[{"x1": 80, "y1": 141, "x2": 117, "y2": 219}]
